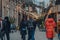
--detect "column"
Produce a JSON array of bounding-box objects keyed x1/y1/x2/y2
[
  {"x1": 2, "y1": 0, "x2": 4, "y2": 18},
  {"x1": 0, "y1": 0, "x2": 2, "y2": 17}
]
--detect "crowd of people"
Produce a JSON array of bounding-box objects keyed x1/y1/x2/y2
[
  {"x1": 0, "y1": 2, "x2": 59, "y2": 40},
  {"x1": 0, "y1": 7, "x2": 58, "y2": 40},
  {"x1": 0, "y1": 12, "x2": 57, "y2": 40}
]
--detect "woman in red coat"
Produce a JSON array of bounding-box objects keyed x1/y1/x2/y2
[{"x1": 45, "y1": 15, "x2": 56, "y2": 40}]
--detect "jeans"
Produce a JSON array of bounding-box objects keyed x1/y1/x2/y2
[
  {"x1": 28, "y1": 28, "x2": 35, "y2": 40},
  {"x1": 20, "y1": 29, "x2": 27, "y2": 40},
  {"x1": 48, "y1": 38, "x2": 53, "y2": 40}
]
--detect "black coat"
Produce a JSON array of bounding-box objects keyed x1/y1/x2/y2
[
  {"x1": 3, "y1": 20, "x2": 10, "y2": 33},
  {"x1": 20, "y1": 20, "x2": 27, "y2": 35},
  {"x1": 27, "y1": 18, "x2": 36, "y2": 30}
]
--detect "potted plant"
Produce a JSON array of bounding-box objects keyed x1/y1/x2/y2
[{"x1": 9, "y1": 17, "x2": 16, "y2": 30}]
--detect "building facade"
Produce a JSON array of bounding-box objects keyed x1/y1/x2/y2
[
  {"x1": 0, "y1": 0, "x2": 2, "y2": 17},
  {"x1": 1, "y1": 0, "x2": 19, "y2": 26},
  {"x1": 1, "y1": 0, "x2": 45, "y2": 26}
]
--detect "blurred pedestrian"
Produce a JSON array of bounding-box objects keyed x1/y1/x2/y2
[
  {"x1": 58, "y1": 26, "x2": 60, "y2": 40},
  {"x1": 57, "y1": 19, "x2": 60, "y2": 40},
  {"x1": 20, "y1": 12, "x2": 27, "y2": 40},
  {"x1": 45, "y1": 15, "x2": 56, "y2": 40},
  {"x1": 27, "y1": 15, "x2": 36, "y2": 40},
  {"x1": 3, "y1": 17, "x2": 10, "y2": 40},
  {"x1": 0, "y1": 18, "x2": 3, "y2": 40},
  {"x1": 20, "y1": 18, "x2": 27, "y2": 40}
]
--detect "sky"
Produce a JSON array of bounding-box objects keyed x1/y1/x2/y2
[
  {"x1": 32, "y1": 0, "x2": 50, "y2": 14},
  {"x1": 33, "y1": 0, "x2": 50, "y2": 8},
  {"x1": 44, "y1": 0, "x2": 50, "y2": 7}
]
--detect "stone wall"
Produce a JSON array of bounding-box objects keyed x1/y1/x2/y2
[{"x1": 0, "y1": 0, "x2": 2, "y2": 17}]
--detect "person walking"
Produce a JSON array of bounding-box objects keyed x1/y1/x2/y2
[
  {"x1": 27, "y1": 15, "x2": 36, "y2": 40},
  {"x1": 0, "y1": 18, "x2": 3, "y2": 40},
  {"x1": 58, "y1": 26, "x2": 60, "y2": 40},
  {"x1": 57, "y1": 19, "x2": 60, "y2": 40},
  {"x1": 3, "y1": 17, "x2": 10, "y2": 40},
  {"x1": 20, "y1": 17, "x2": 27, "y2": 40},
  {"x1": 45, "y1": 15, "x2": 56, "y2": 40}
]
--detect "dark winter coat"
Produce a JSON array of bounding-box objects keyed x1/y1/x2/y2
[
  {"x1": 3, "y1": 17, "x2": 10, "y2": 33},
  {"x1": 27, "y1": 18, "x2": 36, "y2": 30},
  {"x1": 20, "y1": 19, "x2": 27, "y2": 35}
]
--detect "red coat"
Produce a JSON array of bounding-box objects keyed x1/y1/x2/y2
[{"x1": 45, "y1": 18, "x2": 56, "y2": 38}]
